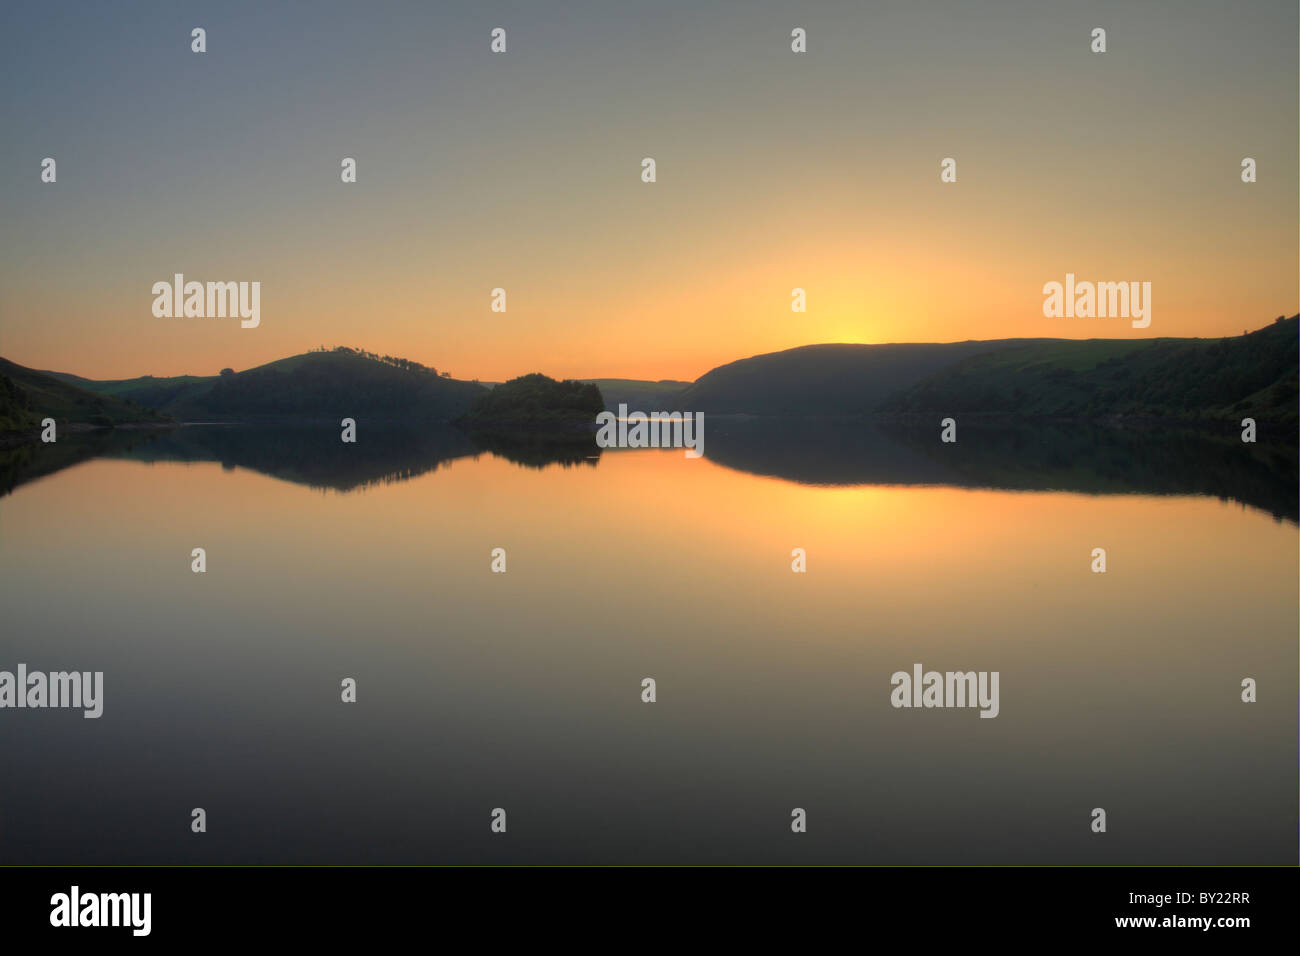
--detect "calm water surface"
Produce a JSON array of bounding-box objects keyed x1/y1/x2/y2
[{"x1": 0, "y1": 424, "x2": 1295, "y2": 863}]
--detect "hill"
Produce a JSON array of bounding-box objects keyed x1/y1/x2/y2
[
  {"x1": 0, "y1": 374, "x2": 37, "y2": 430},
  {"x1": 63, "y1": 348, "x2": 489, "y2": 423},
  {"x1": 678, "y1": 317, "x2": 1298, "y2": 422},
  {"x1": 580, "y1": 379, "x2": 691, "y2": 412},
  {"x1": 881, "y1": 315, "x2": 1299, "y2": 423},
  {"x1": 460, "y1": 373, "x2": 604, "y2": 425},
  {"x1": 678, "y1": 340, "x2": 1046, "y2": 415},
  {"x1": 45, "y1": 370, "x2": 218, "y2": 411},
  {"x1": 0, "y1": 358, "x2": 172, "y2": 432},
  {"x1": 15, "y1": 315, "x2": 1297, "y2": 427}
]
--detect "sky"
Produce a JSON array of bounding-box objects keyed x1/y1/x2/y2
[{"x1": 1, "y1": 0, "x2": 1296, "y2": 382}]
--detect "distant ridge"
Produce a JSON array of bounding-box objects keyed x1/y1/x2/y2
[
  {"x1": 10, "y1": 315, "x2": 1298, "y2": 429},
  {"x1": 680, "y1": 316, "x2": 1299, "y2": 422},
  {"x1": 580, "y1": 378, "x2": 691, "y2": 412},
  {"x1": 880, "y1": 315, "x2": 1299, "y2": 423},
  {"x1": 679, "y1": 339, "x2": 1049, "y2": 415}
]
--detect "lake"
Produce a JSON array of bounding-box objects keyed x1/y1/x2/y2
[{"x1": 0, "y1": 422, "x2": 1295, "y2": 864}]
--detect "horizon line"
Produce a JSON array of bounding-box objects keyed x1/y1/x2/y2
[{"x1": 5, "y1": 313, "x2": 1295, "y2": 385}]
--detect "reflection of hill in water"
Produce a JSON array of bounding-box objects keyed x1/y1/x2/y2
[
  {"x1": 4, "y1": 420, "x2": 1295, "y2": 524},
  {"x1": 463, "y1": 427, "x2": 600, "y2": 470},
  {"x1": 0, "y1": 428, "x2": 160, "y2": 497},
  {"x1": 703, "y1": 418, "x2": 1299, "y2": 524},
  {"x1": 115, "y1": 425, "x2": 483, "y2": 492},
  {"x1": 0, "y1": 423, "x2": 602, "y2": 495}
]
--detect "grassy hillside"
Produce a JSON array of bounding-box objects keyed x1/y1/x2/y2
[
  {"x1": 0, "y1": 358, "x2": 172, "y2": 431},
  {"x1": 882, "y1": 315, "x2": 1299, "y2": 423},
  {"x1": 0, "y1": 374, "x2": 38, "y2": 430},
  {"x1": 46, "y1": 370, "x2": 219, "y2": 411},
  {"x1": 679, "y1": 339, "x2": 1048, "y2": 415}
]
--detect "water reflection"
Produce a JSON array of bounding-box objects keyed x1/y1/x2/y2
[
  {"x1": 4, "y1": 420, "x2": 1293, "y2": 523},
  {"x1": 0, "y1": 422, "x2": 1293, "y2": 864}
]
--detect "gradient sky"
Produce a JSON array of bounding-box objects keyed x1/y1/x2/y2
[{"x1": 1, "y1": 0, "x2": 1296, "y2": 382}]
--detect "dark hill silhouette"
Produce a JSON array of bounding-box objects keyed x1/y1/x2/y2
[
  {"x1": 0, "y1": 373, "x2": 37, "y2": 431},
  {"x1": 153, "y1": 349, "x2": 487, "y2": 422},
  {"x1": 0, "y1": 358, "x2": 171, "y2": 433},
  {"x1": 881, "y1": 315, "x2": 1299, "y2": 423},
  {"x1": 43, "y1": 369, "x2": 217, "y2": 413},
  {"x1": 679, "y1": 339, "x2": 1047, "y2": 415},
  {"x1": 460, "y1": 373, "x2": 604, "y2": 425},
  {"x1": 12, "y1": 315, "x2": 1298, "y2": 428},
  {"x1": 680, "y1": 317, "x2": 1299, "y2": 423}
]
